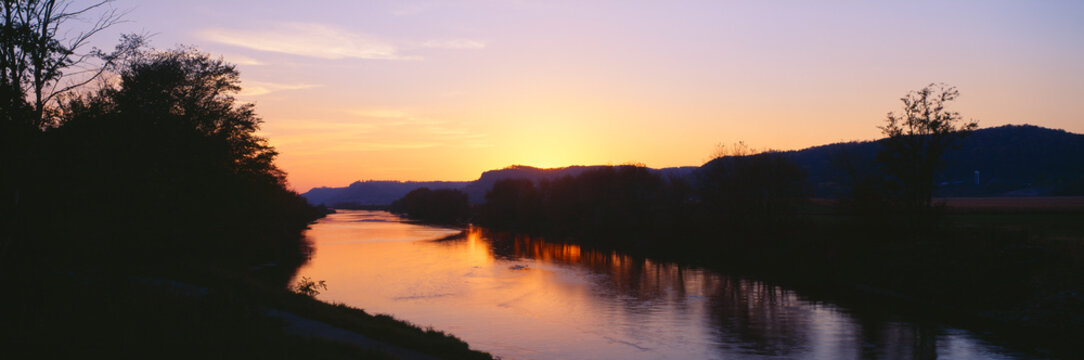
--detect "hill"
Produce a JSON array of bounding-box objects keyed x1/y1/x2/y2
[
  {"x1": 303, "y1": 180, "x2": 468, "y2": 207},
  {"x1": 784, "y1": 124, "x2": 1084, "y2": 197},
  {"x1": 303, "y1": 166, "x2": 697, "y2": 206},
  {"x1": 302, "y1": 124, "x2": 1084, "y2": 206}
]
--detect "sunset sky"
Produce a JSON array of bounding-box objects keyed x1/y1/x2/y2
[{"x1": 89, "y1": 0, "x2": 1084, "y2": 191}]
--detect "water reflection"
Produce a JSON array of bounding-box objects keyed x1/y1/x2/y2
[
  {"x1": 471, "y1": 228, "x2": 957, "y2": 358},
  {"x1": 296, "y1": 211, "x2": 1016, "y2": 360}
]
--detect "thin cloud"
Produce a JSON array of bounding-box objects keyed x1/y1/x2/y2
[
  {"x1": 345, "y1": 109, "x2": 449, "y2": 126},
  {"x1": 201, "y1": 22, "x2": 412, "y2": 60},
  {"x1": 238, "y1": 81, "x2": 320, "y2": 96},
  {"x1": 225, "y1": 54, "x2": 267, "y2": 66}
]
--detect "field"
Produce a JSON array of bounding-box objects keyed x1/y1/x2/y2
[{"x1": 938, "y1": 196, "x2": 1084, "y2": 212}]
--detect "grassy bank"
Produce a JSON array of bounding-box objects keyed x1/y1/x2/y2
[{"x1": 0, "y1": 264, "x2": 493, "y2": 360}]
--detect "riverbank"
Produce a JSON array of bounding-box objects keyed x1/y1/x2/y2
[{"x1": 0, "y1": 263, "x2": 493, "y2": 359}]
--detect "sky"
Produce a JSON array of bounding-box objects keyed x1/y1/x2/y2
[{"x1": 78, "y1": 0, "x2": 1084, "y2": 191}]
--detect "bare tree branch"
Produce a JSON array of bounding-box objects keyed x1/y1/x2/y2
[{"x1": 0, "y1": 0, "x2": 126, "y2": 127}]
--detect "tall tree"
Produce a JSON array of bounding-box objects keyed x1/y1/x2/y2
[
  {"x1": 49, "y1": 47, "x2": 316, "y2": 268},
  {"x1": 105, "y1": 47, "x2": 283, "y2": 184},
  {"x1": 0, "y1": 0, "x2": 125, "y2": 128},
  {"x1": 878, "y1": 83, "x2": 978, "y2": 210}
]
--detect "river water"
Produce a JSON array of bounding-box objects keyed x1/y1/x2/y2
[{"x1": 294, "y1": 210, "x2": 1021, "y2": 359}]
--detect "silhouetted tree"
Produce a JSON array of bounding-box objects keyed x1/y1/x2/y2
[
  {"x1": 475, "y1": 165, "x2": 686, "y2": 242},
  {"x1": 477, "y1": 178, "x2": 541, "y2": 231},
  {"x1": 698, "y1": 144, "x2": 807, "y2": 228},
  {"x1": 0, "y1": 0, "x2": 128, "y2": 127},
  {"x1": 878, "y1": 83, "x2": 977, "y2": 210},
  {"x1": 390, "y1": 187, "x2": 470, "y2": 223},
  {"x1": 106, "y1": 46, "x2": 282, "y2": 183},
  {"x1": 1, "y1": 1, "x2": 133, "y2": 269},
  {"x1": 542, "y1": 165, "x2": 673, "y2": 237},
  {"x1": 12, "y1": 46, "x2": 324, "y2": 275}
]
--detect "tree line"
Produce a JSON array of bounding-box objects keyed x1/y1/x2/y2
[
  {"x1": 394, "y1": 155, "x2": 807, "y2": 248},
  {"x1": 393, "y1": 83, "x2": 978, "y2": 245}
]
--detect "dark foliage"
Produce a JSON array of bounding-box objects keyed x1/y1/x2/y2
[
  {"x1": 544, "y1": 165, "x2": 684, "y2": 239},
  {"x1": 697, "y1": 151, "x2": 808, "y2": 228},
  {"x1": 476, "y1": 178, "x2": 542, "y2": 231},
  {"x1": 2, "y1": 47, "x2": 323, "y2": 280},
  {"x1": 389, "y1": 187, "x2": 470, "y2": 224},
  {"x1": 475, "y1": 165, "x2": 689, "y2": 245},
  {"x1": 0, "y1": 31, "x2": 350, "y2": 354},
  {"x1": 471, "y1": 157, "x2": 805, "y2": 244}
]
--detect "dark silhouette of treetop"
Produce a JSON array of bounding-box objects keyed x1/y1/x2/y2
[
  {"x1": 878, "y1": 83, "x2": 977, "y2": 209},
  {"x1": 116, "y1": 47, "x2": 282, "y2": 183},
  {"x1": 60, "y1": 47, "x2": 283, "y2": 186}
]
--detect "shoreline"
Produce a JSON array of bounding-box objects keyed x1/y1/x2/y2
[{"x1": 0, "y1": 258, "x2": 494, "y2": 359}]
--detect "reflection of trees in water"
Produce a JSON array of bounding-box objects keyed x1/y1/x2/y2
[
  {"x1": 703, "y1": 279, "x2": 943, "y2": 358},
  {"x1": 280, "y1": 234, "x2": 316, "y2": 287},
  {"x1": 472, "y1": 227, "x2": 944, "y2": 359},
  {"x1": 476, "y1": 228, "x2": 696, "y2": 308},
  {"x1": 479, "y1": 228, "x2": 812, "y2": 355},
  {"x1": 853, "y1": 316, "x2": 939, "y2": 360},
  {"x1": 704, "y1": 276, "x2": 812, "y2": 356}
]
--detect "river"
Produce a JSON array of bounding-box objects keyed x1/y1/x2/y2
[{"x1": 293, "y1": 210, "x2": 1022, "y2": 359}]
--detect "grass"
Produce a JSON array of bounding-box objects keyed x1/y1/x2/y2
[
  {"x1": 1, "y1": 271, "x2": 397, "y2": 359},
  {"x1": 270, "y1": 298, "x2": 491, "y2": 360}
]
